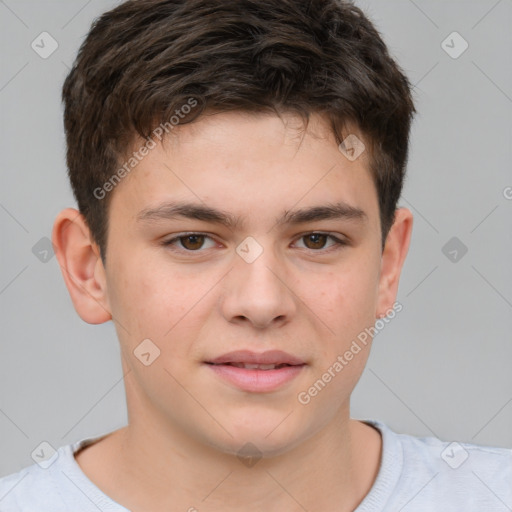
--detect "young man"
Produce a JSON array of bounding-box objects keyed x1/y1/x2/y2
[{"x1": 1, "y1": 0, "x2": 510, "y2": 510}]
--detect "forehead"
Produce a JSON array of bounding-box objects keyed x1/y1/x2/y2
[{"x1": 110, "y1": 111, "x2": 378, "y2": 227}]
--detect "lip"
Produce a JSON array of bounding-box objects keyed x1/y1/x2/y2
[
  {"x1": 206, "y1": 364, "x2": 305, "y2": 393},
  {"x1": 205, "y1": 350, "x2": 306, "y2": 393},
  {"x1": 207, "y1": 350, "x2": 305, "y2": 366}
]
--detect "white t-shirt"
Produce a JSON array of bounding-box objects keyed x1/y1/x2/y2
[{"x1": 0, "y1": 419, "x2": 510, "y2": 511}]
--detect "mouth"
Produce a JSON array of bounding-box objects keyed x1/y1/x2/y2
[
  {"x1": 204, "y1": 350, "x2": 306, "y2": 392},
  {"x1": 208, "y1": 362, "x2": 296, "y2": 370},
  {"x1": 206, "y1": 349, "x2": 305, "y2": 366}
]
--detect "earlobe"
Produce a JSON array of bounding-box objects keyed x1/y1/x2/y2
[
  {"x1": 51, "y1": 208, "x2": 112, "y2": 324},
  {"x1": 375, "y1": 207, "x2": 413, "y2": 318}
]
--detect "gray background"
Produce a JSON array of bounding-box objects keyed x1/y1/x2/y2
[{"x1": 1, "y1": 0, "x2": 511, "y2": 477}]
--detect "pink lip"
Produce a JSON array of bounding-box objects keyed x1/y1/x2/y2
[
  {"x1": 205, "y1": 350, "x2": 306, "y2": 393},
  {"x1": 207, "y1": 350, "x2": 305, "y2": 366},
  {"x1": 206, "y1": 363, "x2": 305, "y2": 393}
]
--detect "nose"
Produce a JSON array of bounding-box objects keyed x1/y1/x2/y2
[{"x1": 220, "y1": 242, "x2": 297, "y2": 329}]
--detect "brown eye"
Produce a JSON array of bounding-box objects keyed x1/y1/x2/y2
[
  {"x1": 163, "y1": 233, "x2": 217, "y2": 253},
  {"x1": 302, "y1": 233, "x2": 329, "y2": 249},
  {"x1": 179, "y1": 234, "x2": 206, "y2": 250},
  {"x1": 294, "y1": 233, "x2": 347, "y2": 252}
]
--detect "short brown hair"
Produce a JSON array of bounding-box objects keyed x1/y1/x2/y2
[{"x1": 62, "y1": 0, "x2": 416, "y2": 262}]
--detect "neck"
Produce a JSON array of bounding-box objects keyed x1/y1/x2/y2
[{"x1": 77, "y1": 407, "x2": 381, "y2": 512}]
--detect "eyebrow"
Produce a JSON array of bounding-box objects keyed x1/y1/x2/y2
[{"x1": 136, "y1": 200, "x2": 368, "y2": 229}]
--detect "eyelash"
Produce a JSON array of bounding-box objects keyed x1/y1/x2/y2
[{"x1": 161, "y1": 232, "x2": 348, "y2": 254}]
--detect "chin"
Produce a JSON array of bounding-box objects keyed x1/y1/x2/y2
[{"x1": 202, "y1": 415, "x2": 310, "y2": 460}]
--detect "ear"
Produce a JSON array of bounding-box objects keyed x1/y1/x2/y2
[
  {"x1": 52, "y1": 208, "x2": 112, "y2": 324},
  {"x1": 375, "y1": 207, "x2": 413, "y2": 318}
]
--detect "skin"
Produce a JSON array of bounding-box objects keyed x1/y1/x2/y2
[{"x1": 52, "y1": 110, "x2": 413, "y2": 512}]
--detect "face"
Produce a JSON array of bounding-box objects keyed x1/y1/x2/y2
[{"x1": 83, "y1": 111, "x2": 405, "y2": 456}]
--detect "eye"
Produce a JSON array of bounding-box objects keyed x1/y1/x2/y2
[
  {"x1": 161, "y1": 232, "x2": 347, "y2": 254},
  {"x1": 294, "y1": 233, "x2": 347, "y2": 251},
  {"x1": 163, "y1": 233, "x2": 217, "y2": 251}
]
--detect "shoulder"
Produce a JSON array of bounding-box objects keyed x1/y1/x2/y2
[
  {"x1": 0, "y1": 431, "x2": 124, "y2": 512},
  {"x1": 366, "y1": 420, "x2": 512, "y2": 512},
  {"x1": 0, "y1": 458, "x2": 68, "y2": 511}
]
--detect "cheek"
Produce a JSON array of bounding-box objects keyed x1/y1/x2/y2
[
  {"x1": 309, "y1": 262, "x2": 378, "y2": 330},
  {"x1": 106, "y1": 255, "x2": 179, "y2": 337},
  {"x1": 107, "y1": 253, "x2": 220, "y2": 355}
]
